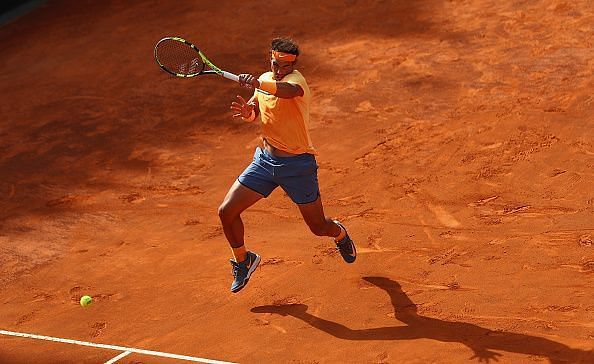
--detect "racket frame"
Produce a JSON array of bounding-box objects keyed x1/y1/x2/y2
[{"x1": 154, "y1": 36, "x2": 239, "y2": 82}]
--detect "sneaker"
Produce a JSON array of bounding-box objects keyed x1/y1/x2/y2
[
  {"x1": 230, "y1": 251, "x2": 261, "y2": 293},
  {"x1": 333, "y1": 220, "x2": 356, "y2": 263}
]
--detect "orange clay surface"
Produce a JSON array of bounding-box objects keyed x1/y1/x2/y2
[{"x1": 1, "y1": 1, "x2": 593, "y2": 363}]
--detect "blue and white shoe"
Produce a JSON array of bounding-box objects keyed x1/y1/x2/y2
[
  {"x1": 230, "y1": 251, "x2": 261, "y2": 293},
  {"x1": 333, "y1": 220, "x2": 356, "y2": 263}
]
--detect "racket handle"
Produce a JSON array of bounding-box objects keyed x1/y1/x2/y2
[{"x1": 222, "y1": 71, "x2": 239, "y2": 82}]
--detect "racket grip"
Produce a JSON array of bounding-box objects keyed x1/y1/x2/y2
[{"x1": 222, "y1": 71, "x2": 239, "y2": 82}]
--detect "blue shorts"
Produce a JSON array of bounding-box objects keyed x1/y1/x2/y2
[{"x1": 238, "y1": 147, "x2": 320, "y2": 204}]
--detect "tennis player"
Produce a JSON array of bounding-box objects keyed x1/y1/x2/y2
[{"x1": 220, "y1": 38, "x2": 356, "y2": 293}]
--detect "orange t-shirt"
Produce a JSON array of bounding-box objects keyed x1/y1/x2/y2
[{"x1": 255, "y1": 70, "x2": 316, "y2": 155}]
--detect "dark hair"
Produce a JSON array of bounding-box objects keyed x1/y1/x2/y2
[{"x1": 271, "y1": 37, "x2": 299, "y2": 56}]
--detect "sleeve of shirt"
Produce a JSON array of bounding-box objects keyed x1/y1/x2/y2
[
  {"x1": 257, "y1": 72, "x2": 276, "y2": 97},
  {"x1": 258, "y1": 72, "x2": 272, "y2": 83}
]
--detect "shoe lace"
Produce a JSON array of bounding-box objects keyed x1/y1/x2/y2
[
  {"x1": 230, "y1": 260, "x2": 247, "y2": 277},
  {"x1": 336, "y1": 239, "x2": 352, "y2": 253}
]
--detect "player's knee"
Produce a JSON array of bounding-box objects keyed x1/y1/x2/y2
[{"x1": 218, "y1": 203, "x2": 232, "y2": 223}]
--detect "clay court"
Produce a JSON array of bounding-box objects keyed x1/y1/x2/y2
[{"x1": 1, "y1": 0, "x2": 593, "y2": 363}]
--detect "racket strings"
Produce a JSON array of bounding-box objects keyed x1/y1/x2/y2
[{"x1": 155, "y1": 40, "x2": 205, "y2": 76}]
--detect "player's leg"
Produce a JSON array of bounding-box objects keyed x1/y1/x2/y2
[
  {"x1": 218, "y1": 180, "x2": 264, "y2": 293},
  {"x1": 219, "y1": 148, "x2": 278, "y2": 293},
  {"x1": 296, "y1": 195, "x2": 340, "y2": 237},
  {"x1": 218, "y1": 180, "x2": 263, "y2": 251},
  {"x1": 273, "y1": 150, "x2": 356, "y2": 263},
  {"x1": 297, "y1": 196, "x2": 357, "y2": 263}
]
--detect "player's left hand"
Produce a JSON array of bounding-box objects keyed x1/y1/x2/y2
[
  {"x1": 230, "y1": 95, "x2": 255, "y2": 119},
  {"x1": 470, "y1": 348, "x2": 502, "y2": 363}
]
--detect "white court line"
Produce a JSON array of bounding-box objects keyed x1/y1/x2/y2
[
  {"x1": 104, "y1": 350, "x2": 131, "y2": 364},
  {"x1": 0, "y1": 329, "x2": 236, "y2": 364}
]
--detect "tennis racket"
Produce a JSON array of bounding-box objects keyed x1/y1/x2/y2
[{"x1": 154, "y1": 36, "x2": 239, "y2": 82}]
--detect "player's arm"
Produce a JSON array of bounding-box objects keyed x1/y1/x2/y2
[
  {"x1": 266, "y1": 82, "x2": 303, "y2": 99},
  {"x1": 239, "y1": 73, "x2": 304, "y2": 99}
]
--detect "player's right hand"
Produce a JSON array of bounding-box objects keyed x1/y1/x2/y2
[{"x1": 238, "y1": 73, "x2": 259, "y2": 89}]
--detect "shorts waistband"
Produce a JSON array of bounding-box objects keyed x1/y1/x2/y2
[
  {"x1": 258, "y1": 146, "x2": 313, "y2": 161},
  {"x1": 261, "y1": 138, "x2": 311, "y2": 159}
]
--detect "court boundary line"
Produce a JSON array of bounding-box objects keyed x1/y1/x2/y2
[
  {"x1": 0, "y1": 329, "x2": 236, "y2": 364},
  {"x1": 104, "y1": 350, "x2": 131, "y2": 364}
]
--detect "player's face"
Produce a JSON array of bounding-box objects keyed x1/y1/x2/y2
[{"x1": 270, "y1": 58, "x2": 294, "y2": 80}]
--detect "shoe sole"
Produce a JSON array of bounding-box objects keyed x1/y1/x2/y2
[{"x1": 231, "y1": 254, "x2": 261, "y2": 293}]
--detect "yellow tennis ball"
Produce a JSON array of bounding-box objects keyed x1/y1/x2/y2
[{"x1": 80, "y1": 295, "x2": 93, "y2": 307}]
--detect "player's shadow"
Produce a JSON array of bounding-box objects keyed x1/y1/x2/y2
[{"x1": 251, "y1": 277, "x2": 593, "y2": 363}]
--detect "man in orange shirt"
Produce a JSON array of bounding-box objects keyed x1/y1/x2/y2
[{"x1": 220, "y1": 38, "x2": 356, "y2": 293}]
